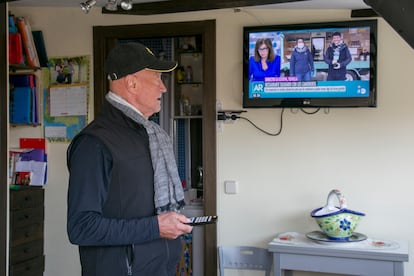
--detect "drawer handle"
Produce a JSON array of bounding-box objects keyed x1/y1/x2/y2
[
  {"x1": 24, "y1": 232, "x2": 30, "y2": 237},
  {"x1": 24, "y1": 196, "x2": 32, "y2": 201}
]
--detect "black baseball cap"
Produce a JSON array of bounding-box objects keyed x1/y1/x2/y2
[{"x1": 104, "y1": 42, "x2": 178, "y2": 80}]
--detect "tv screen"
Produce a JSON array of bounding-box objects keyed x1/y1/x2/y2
[{"x1": 243, "y1": 20, "x2": 377, "y2": 108}]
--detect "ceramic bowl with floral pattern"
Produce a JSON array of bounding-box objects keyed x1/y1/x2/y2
[{"x1": 311, "y1": 189, "x2": 365, "y2": 240}]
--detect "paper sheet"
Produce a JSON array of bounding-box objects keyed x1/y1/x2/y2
[
  {"x1": 15, "y1": 160, "x2": 47, "y2": 186},
  {"x1": 49, "y1": 85, "x2": 87, "y2": 117}
]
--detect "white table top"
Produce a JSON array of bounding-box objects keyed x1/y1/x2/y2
[{"x1": 268, "y1": 232, "x2": 409, "y2": 262}]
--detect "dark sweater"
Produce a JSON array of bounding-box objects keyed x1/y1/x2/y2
[
  {"x1": 67, "y1": 100, "x2": 181, "y2": 276},
  {"x1": 290, "y1": 47, "x2": 314, "y2": 75},
  {"x1": 324, "y1": 43, "x2": 352, "y2": 81}
]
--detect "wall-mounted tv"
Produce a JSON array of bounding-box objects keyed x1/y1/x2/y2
[{"x1": 243, "y1": 20, "x2": 377, "y2": 108}]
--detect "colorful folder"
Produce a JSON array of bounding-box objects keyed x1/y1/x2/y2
[
  {"x1": 10, "y1": 87, "x2": 32, "y2": 124},
  {"x1": 16, "y1": 17, "x2": 40, "y2": 67},
  {"x1": 9, "y1": 33, "x2": 24, "y2": 64},
  {"x1": 20, "y1": 138, "x2": 47, "y2": 153},
  {"x1": 18, "y1": 138, "x2": 48, "y2": 185},
  {"x1": 9, "y1": 74, "x2": 38, "y2": 124},
  {"x1": 9, "y1": 74, "x2": 35, "y2": 87}
]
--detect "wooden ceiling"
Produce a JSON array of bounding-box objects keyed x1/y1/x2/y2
[
  {"x1": 101, "y1": 0, "x2": 309, "y2": 15},
  {"x1": 4, "y1": 0, "x2": 375, "y2": 16}
]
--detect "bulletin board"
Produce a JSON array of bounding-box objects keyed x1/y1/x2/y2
[{"x1": 43, "y1": 55, "x2": 90, "y2": 143}]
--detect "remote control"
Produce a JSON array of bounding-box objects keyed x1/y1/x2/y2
[{"x1": 186, "y1": 215, "x2": 218, "y2": 226}]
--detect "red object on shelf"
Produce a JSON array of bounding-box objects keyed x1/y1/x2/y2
[
  {"x1": 9, "y1": 33, "x2": 24, "y2": 64},
  {"x1": 20, "y1": 138, "x2": 46, "y2": 153}
]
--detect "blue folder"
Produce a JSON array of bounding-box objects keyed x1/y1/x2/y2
[
  {"x1": 9, "y1": 74, "x2": 34, "y2": 87},
  {"x1": 31, "y1": 86, "x2": 38, "y2": 124},
  {"x1": 11, "y1": 87, "x2": 32, "y2": 124},
  {"x1": 20, "y1": 148, "x2": 46, "y2": 162}
]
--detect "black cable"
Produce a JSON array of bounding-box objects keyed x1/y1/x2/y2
[
  {"x1": 300, "y1": 108, "x2": 321, "y2": 115},
  {"x1": 238, "y1": 108, "x2": 285, "y2": 136}
]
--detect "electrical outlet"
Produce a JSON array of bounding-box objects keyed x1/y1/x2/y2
[{"x1": 224, "y1": 180, "x2": 239, "y2": 194}]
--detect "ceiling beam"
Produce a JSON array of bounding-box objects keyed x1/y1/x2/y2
[
  {"x1": 350, "y1": 8, "x2": 378, "y2": 17},
  {"x1": 102, "y1": 0, "x2": 309, "y2": 15}
]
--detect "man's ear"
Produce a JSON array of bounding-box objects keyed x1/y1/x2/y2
[{"x1": 125, "y1": 75, "x2": 137, "y2": 89}]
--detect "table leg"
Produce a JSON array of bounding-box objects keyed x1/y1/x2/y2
[
  {"x1": 394, "y1": 261, "x2": 404, "y2": 276},
  {"x1": 273, "y1": 253, "x2": 281, "y2": 276},
  {"x1": 283, "y1": 270, "x2": 293, "y2": 276},
  {"x1": 273, "y1": 253, "x2": 294, "y2": 276}
]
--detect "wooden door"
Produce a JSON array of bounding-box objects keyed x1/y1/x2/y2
[
  {"x1": 1, "y1": 3, "x2": 9, "y2": 276},
  {"x1": 92, "y1": 20, "x2": 217, "y2": 275}
]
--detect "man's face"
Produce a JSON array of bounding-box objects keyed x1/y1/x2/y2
[
  {"x1": 132, "y1": 69, "x2": 167, "y2": 117},
  {"x1": 332, "y1": 35, "x2": 341, "y2": 46}
]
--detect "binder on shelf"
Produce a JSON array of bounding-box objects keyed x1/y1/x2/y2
[
  {"x1": 10, "y1": 87, "x2": 32, "y2": 124},
  {"x1": 9, "y1": 74, "x2": 35, "y2": 87},
  {"x1": 9, "y1": 33, "x2": 24, "y2": 64},
  {"x1": 32, "y1": 30, "x2": 49, "y2": 68},
  {"x1": 32, "y1": 85, "x2": 38, "y2": 124},
  {"x1": 9, "y1": 74, "x2": 38, "y2": 125},
  {"x1": 9, "y1": 14, "x2": 18, "y2": 34},
  {"x1": 16, "y1": 17, "x2": 40, "y2": 67}
]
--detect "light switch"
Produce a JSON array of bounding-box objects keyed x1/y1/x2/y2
[{"x1": 224, "y1": 180, "x2": 238, "y2": 194}]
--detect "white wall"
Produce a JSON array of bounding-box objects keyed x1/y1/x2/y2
[{"x1": 9, "y1": 5, "x2": 414, "y2": 276}]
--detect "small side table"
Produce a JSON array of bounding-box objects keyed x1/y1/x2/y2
[{"x1": 268, "y1": 232, "x2": 409, "y2": 276}]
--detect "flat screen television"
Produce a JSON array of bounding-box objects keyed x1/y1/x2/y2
[{"x1": 243, "y1": 19, "x2": 377, "y2": 108}]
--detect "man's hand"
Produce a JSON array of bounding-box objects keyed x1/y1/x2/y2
[
  {"x1": 157, "y1": 212, "x2": 193, "y2": 239},
  {"x1": 333, "y1": 62, "x2": 341, "y2": 69}
]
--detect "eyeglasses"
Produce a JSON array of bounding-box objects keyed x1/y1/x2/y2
[{"x1": 258, "y1": 47, "x2": 269, "y2": 51}]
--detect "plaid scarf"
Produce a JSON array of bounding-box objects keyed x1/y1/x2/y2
[
  {"x1": 332, "y1": 42, "x2": 346, "y2": 63},
  {"x1": 106, "y1": 92, "x2": 185, "y2": 214}
]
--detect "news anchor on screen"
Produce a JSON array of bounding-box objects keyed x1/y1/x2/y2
[{"x1": 249, "y1": 38, "x2": 281, "y2": 81}]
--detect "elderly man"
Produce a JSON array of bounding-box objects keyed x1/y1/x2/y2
[{"x1": 67, "y1": 42, "x2": 193, "y2": 276}]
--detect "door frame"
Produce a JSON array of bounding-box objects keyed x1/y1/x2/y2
[
  {"x1": 92, "y1": 20, "x2": 217, "y2": 275},
  {"x1": 1, "y1": 3, "x2": 8, "y2": 276}
]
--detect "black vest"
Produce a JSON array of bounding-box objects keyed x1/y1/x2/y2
[
  {"x1": 81, "y1": 101, "x2": 155, "y2": 218},
  {"x1": 71, "y1": 101, "x2": 181, "y2": 276}
]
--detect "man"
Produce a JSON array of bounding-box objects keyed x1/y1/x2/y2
[
  {"x1": 64, "y1": 58, "x2": 75, "y2": 84},
  {"x1": 67, "y1": 42, "x2": 193, "y2": 276},
  {"x1": 324, "y1": 32, "x2": 352, "y2": 81}
]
